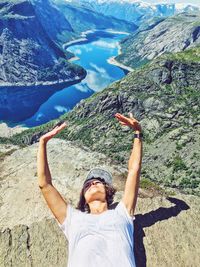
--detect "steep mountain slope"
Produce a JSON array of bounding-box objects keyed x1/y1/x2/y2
[
  {"x1": 7, "y1": 47, "x2": 200, "y2": 196},
  {"x1": 32, "y1": 0, "x2": 137, "y2": 45},
  {"x1": 0, "y1": 0, "x2": 86, "y2": 86},
  {"x1": 115, "y1": 12, "x2": 200, "y2": 68},
  {"x1": 53, "y1": 0, "x2": 137, "y2": 34},
  {"x1": 31, "y1": 0, "x2": 78, "y2": 45}
]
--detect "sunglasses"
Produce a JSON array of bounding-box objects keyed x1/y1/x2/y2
[{"x1": 83, "y1": 179, "x2": 105, "y2": 193}]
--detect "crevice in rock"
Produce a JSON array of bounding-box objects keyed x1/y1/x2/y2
[
  {"x1": 192, "y1": 26, "x2": 200, "y2": 42},
  {"x1": 183, "y1": 39, "x2": 191, "y2": 50},
  {"x1": 8, "y1": 228, "x2": 12, "y2": 247},
  {"x1": 26, "y1": 226, "x2": 33, "y2": 267},
  {"x1": 117, "y1": 94, "x2": 124, "y2": 113}
]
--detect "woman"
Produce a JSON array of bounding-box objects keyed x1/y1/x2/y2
[{"x1": 37, "y1": 112, "x2": 143, "y2": 267}]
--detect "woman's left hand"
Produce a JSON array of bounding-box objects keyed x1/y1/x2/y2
[{"x1": 115, "y1": 112, "x2": 142, "y2": 132}]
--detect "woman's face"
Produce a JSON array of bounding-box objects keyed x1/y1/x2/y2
[{"x1": 83, "y1": 179, "x2": 106, "y2": 203}]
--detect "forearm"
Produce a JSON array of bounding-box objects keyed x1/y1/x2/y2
[
  {"x1": 37, "y1": 139, "x2": 52, "y2": 188},
  {"x1": 128, "y1": 130, "x2": 143, "y2": 172}
]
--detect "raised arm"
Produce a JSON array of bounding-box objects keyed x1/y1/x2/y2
[
  {"x1": 115, "y1": 112, "x2": 143, "y2": 216},
  {"x1": 37, "y1": 122, "x2": 68, "y2": 224}
]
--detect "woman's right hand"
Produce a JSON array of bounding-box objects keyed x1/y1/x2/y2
[{"x1": 40, "y1": 121, "x2": 67, "y2": 143}]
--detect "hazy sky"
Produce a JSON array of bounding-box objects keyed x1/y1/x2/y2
[{"x1": 144, "y1": 0, "x2": 200, "y2": 7}]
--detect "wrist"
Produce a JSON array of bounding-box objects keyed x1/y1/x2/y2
[
  {"x1": 134, "y1": 130, "x2": 142, "y2": 134},
  {"x1": 133, "y1": 128, "x2": 143, "y2": 140},
  {"x1": 39, "y1": 137, "x2": 48, "y2": 145}
]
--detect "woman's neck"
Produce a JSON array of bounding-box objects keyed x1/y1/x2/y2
[{"x1": 88, "y1": 200, "x2": 108, "y2": 214}]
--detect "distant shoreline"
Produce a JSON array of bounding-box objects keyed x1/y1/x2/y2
[
  {"x1": 0, "y1": 75, "x2": 85, "y2": 87},
  {"x1": 68, "y1": 56, "x2": 80, "y2": 62},
  {"x1": 107, "y1": 41, "x2": 134, "y2": 72},
  {"x1": 63, "y1": 29, "x2": 97, "y2": 49},
  {"x1": 64, "y1": 29, "x2": 132, "y2": 71},
  {"x1": 63, "y1": 28, "x2": 130, "y2": 49},
  {"x1": 107, "y1": 56, "x2": 134, "y2": 72}
]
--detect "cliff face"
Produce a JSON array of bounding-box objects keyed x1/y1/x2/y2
[
  {"x1": 115, "y1": 13, "x2": 200, "y2": 68},
  {"x1": 0, "y1": 0, "x2": 86, "y2": 86},
  {"x1": 0, "y1": 140, "x2": 199, "y2": 267},
  {"x1": 31, "y1": 0, "x2": 78, "y2": 45}
]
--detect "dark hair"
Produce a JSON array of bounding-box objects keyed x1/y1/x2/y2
[{"x1": 76, "y1": 180, "x2": 117, "y2": 213}]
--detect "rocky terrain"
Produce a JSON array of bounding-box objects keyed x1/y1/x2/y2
[
  {"x1": 115, "y1": 12, "x2": 200, "y2": 68},
  {"x1": 0, "y1": 139, "x2": 199, "y2": 267},
  {"x1": 0, "y1": 123, "x2": 28, "y2": 138},
  {"x1": 8, "y1": 47, "x2": 200, "y2": 196},
  {"x1": 0, "y1": 0, "x2": 87, "y2": 86}
]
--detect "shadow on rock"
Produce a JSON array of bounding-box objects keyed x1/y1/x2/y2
[{"x1": 133, "y1": 197, "x2": 190, "y2": 267}]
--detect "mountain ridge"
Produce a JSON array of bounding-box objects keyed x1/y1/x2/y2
[
  {"x1": 73, "y1": 0, "x2": 200, "y2": 24},
  {"x1": 115, "y1": 12, "x2": 200, "y2": 68}
]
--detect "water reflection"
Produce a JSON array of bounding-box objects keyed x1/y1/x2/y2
[
  {"x1": 0, "y1": 80, "x2": 93, "y2": 127},
  {"x1": 0, "y1": 31, "x2": 129, "y2": 127}
]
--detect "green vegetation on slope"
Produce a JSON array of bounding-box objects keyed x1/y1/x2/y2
[{"x1": 1, "y1": 47, "x2": 200, "y2": 196}]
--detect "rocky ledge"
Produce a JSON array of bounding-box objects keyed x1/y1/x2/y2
[{"x1": 0, "y1": 139, "x2": 199, "y2": 267}]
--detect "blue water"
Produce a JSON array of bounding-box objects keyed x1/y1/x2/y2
[{"x1": 0, "y1": 30, "x2": 128, "y2": 127}]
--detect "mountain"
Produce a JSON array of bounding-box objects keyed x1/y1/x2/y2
[
  {"x1": 115, "y1": 12, "x2": 200, "y2": 68},
  {"x1": 52, "y1": 0, "x2": 137, "y2": 34},
  {"x1": 0, "y1": 0, "x2": 86, "y2": 86},
  {"x1": 30, "y1": 0, "x2": 78, "y2": 45},
  {"x1": 5, "y1": 46, "x2": 200, "y2": 196},
  {"x1": 73, "y1": 0, "x2": 200, "y2": 24},
  {"x1": 0, "y1": 0, "x2": 138, "y2": 86}
]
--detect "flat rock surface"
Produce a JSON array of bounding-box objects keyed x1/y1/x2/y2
[{"x1": 0, "y1": 139, "x2": 199, "y2": 267}]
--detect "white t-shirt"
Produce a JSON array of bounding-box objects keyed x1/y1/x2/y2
[{"x1": 57, "y1": 200, "x2": 136, "y2": 267}]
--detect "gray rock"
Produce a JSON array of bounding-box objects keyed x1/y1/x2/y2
[
  {"x1": 116, "y1": 13, "x2": 200, "y2": 69},
  {"x1": 0, "y1": 140, "x2": 200, "y2": 266}
]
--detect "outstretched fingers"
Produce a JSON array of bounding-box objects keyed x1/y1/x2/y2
[
  {"x1": 115, "y1": 112, "x2": 136, "y2": 124},
  {"x1": 55, "y1": 122, "x2": 67, "y2": 133},
  {"x1": 53, "y1": 122, "x2": 67, "y2": 130},
  {"x1": 115, "y1": 113, "x2": 129, "y2": 122},
  {"x1": 115, "y1": 112, "x2": 141, "y2": 131},
  {"x1": 119, "y1": 121, "x2": 127, "y2": 125}
]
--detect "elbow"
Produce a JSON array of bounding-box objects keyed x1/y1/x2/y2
[
  {"x1": 38, "y1": 183, "x2": 52, "y2": 190},
  {"x1": 37, "y1": 174, "x2": 52, "y2": 189}
]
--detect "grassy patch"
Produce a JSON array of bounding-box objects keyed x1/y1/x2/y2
[
  {"x1": 172, "y1": 155, "x2": 187, "y2": 172},
  {"x1": 140, "y1": 177, "x2": 162, "y2": 191},
  {"x1": 166, "y1": 46, "x2": 200, "y2": 63},
  {"x1": 179, "y1": 177, "x2": 199, "y2": 189}
]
